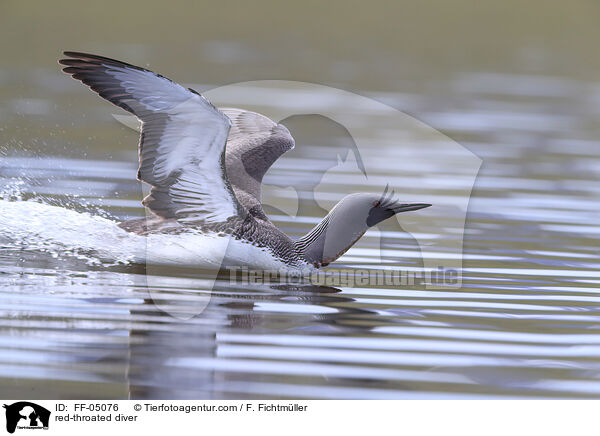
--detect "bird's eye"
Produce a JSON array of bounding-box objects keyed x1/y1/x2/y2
[{"x1": 373, "y1": 201, "x2": 380, "y2": 207}]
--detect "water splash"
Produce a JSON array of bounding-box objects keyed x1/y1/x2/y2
[{"x1": 0, "y1": 200, "x2": 140, "y2": 266}]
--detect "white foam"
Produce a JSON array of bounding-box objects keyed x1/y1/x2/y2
[
  {"x1": 0, "y1": 200, "x2": 142, "y2": 265},
  {"x1": 0, "y1": 200, "x2": 298, "y2": 271}
]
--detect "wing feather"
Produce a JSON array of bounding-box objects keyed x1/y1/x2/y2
[
  {"x1": 60, "y1": 51, "x2": 240, "y2": 223},
  {"x1": 221, "y1": 108, "x2": 295, "y2": 219}
]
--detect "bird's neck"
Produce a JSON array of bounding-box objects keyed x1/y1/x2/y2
[{"x1": 294, "y1": 204, "x2": 367, "y2": 268}]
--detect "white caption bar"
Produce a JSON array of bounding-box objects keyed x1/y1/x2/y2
[{"x1": 0, "y1": 400, "x2": 597, "y2": 435}]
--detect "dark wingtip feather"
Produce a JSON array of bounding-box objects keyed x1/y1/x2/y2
[
  {"x1": 59, "y1": 51, "x2": 152, "y2": 74},
  {"x1": 63, "y1": 50, "x2": 88, "y2": 57},
  {"x1": 62, "y1": 51, "x2": 121, "y2": 63}
]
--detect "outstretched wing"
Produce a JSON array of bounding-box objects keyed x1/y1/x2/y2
[
  {"x1": 221, "y1": 108, "x2": 295, "y2": 220},
  {"x1": 59, "y1": 51, "x2": 241, "y2": 223}
]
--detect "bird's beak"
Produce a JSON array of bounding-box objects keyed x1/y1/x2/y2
[{"x1": 392, "y1": 203, "x2": 432, "y2": 213}]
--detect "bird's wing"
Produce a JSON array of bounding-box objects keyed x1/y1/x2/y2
[
  {"x1": 220, "y1": 108, "x2": 295, "y2": 219},
  {"x1": 60, "y1": 51, "x2": 241, "y2": 224}
]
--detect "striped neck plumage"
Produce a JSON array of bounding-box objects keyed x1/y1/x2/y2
[
  {"x1": 294, "y1": 199, "x2": 366, "y2": 268},
  {"x1": 293, "y1": 190, "x2": 431, "y2": 268}
]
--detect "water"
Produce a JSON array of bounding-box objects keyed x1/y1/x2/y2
[{"x1": 1, "y1": 2, "x2": 600, "y2": 399}]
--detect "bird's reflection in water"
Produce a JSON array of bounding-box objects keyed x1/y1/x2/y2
[{"x1": 125, "y1": 275, "x2": 376, "y2": 399}]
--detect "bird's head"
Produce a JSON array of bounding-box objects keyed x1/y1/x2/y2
[
  {"x1": 333, "y1": 187, "x2": 431, "y2": 228},
  {"x1": 297, "y1": 186, "x2": 431, "y2": 267}
]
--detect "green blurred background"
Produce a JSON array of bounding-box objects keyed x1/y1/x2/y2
[{"x1": 2, "y1": 0, "x2": 599, "y2": 87}]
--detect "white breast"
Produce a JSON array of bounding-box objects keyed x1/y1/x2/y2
[{"x1": 145, "y1": 232, "x2": 307, "y2": 272}]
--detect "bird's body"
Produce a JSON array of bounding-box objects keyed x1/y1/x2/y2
[
  {"x1": 119, "y1": 213, "x2": 314, "y2": 272},
  {"x1": 59, "y1": 52, "x2": 430, "y2": 272}
]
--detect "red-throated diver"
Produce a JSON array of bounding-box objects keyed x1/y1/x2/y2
[{"x1": 59, "y1": 52, "x2": 431, "y2": 272}]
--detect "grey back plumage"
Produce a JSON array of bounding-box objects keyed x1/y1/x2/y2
[{"x1": 221, "y1": 108, "x2": 295, "y2": 221}]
